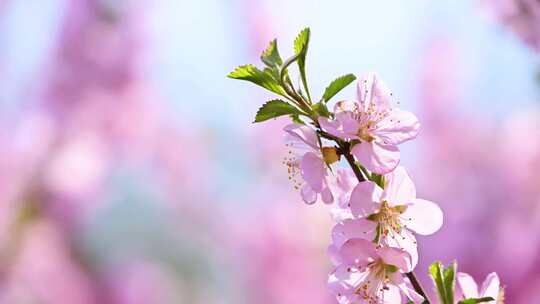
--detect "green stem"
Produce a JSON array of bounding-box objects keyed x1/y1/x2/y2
[{"x1": 279, "y1": 55, "x2": 312, "y2": 114}]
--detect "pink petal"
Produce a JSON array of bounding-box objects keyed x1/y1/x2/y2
[
  {"x1": 373, "y1": 109, "x2": 420, "y2": 145},
  {"x1": 335, "y1": 112, "x2": 361, "y2": 136},
  {"x1": 391, "y1": 273, "x2": 426, "y2": 303},
  {"x1": 349, "y1": 181, "x2": 383, "y2": 217},
  {"x1": 327, "y1": 244, "x2": 341, "y2": 266},
  {"x1": 377, "y1": 246, "x2": 413, "y2": 272},
  {"x1": 335, "y1": 169, "x2": 358, "y2": 192},
  {"x1": 380, "y1": 284, "x2": 402, "y2": 304},
  {"x1": 357, "y1": 73, "x2": 391, "y2": 111},
  {"x1": 301, "y1": 185, "x2": 317, "y2": 204},
  {"x1": 382, "y1": 166, "x2": 416, "y2": 204},
  {"x1": 334, "y1": 100, "x2": 360, "y2": 113},
  {"x1": 457, "y1": 272, "x2": 479, "y2": 299},
  {"x1": 385, "y1": 229, "x2": 418, "y2": 269},
  {"x1": 338, "y1": 238, "x2": 377, "y2": 266},
  {"x1": 318, "y1": 114, "x2": 359, "y2": 141},
  {"x1": 370, "y1": 75, "x2": 392, "y2": 110},
  {"x1": 321, "y1": 184, "x2": 334, "y2": 204},
  {"x1": 479, "y1": 272, "x2": 500, "y2": 300},
  {"x1": 332, "y1": 219, "x2": 377, "y2": 249},
  {"x1": 318, "y1": 117, "x2": 346, "y2": 139},
  {"x1": 300, "y1": 152, "x2": 325, "y2": 191},
  {"x1": 328, "y1": 265, "x2": 365, "y2": 300},
  {"x1": 283, "y1": 123, "x2": 319, "y2": 150},
  {"x1": 352, "y1": 141, "x2": 400, "y2": 174},
  {"x1": 402, "y1": 199, "x2": 443, "y2": 235}
]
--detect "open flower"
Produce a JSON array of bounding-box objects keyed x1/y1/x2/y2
[
  {"x1": 283, "y1": 123, "x2": 336, "y2": 204},
  {"x1": 455, "y1": 272, "x2": 504, "y2": 303},
  {"x1": 329, "y1": 168, "x2": 358, "y2": 221},
  {"x1": 318, "y1": 74, "x2": 420, "y2": 174},
  {"x1": 328, "y1": 238, "x2": 424, "y2": 304},
  {"x1": 344, "y1": 166, "x2": 443, "y2": 268}
]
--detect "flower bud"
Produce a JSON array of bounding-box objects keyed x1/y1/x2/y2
[{"x1": 322, "y1": 147, "x2": 340, "y2": 165}]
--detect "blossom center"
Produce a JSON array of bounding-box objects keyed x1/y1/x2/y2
[
  {"x1": 353, "y1": 258, "x2": 398, "y2": 302},
  {"x1": 367, "y1": 201, "x2": 407, "y2": 241},
  {"x1": 357, "y1": 122, "x2": 375, "y2": 142}
]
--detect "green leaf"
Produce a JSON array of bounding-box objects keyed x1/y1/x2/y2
[
  {"x1": 312, "y1": 102, "x2": 332, "y2": 118},
  {"x1": 370, "y1": 173, "x2": 385, "y2": 189},
  {"x1": 293, "y1": 28, "x2": 311, "y2": 102},
  {"x1": 429, "y1": 262, "x2": 447, "y2": 304},
  {"x1": 261, "y1": 39, "x2": 282, "y2": 67},
  {"x1": 443, "y1": 262, "x2": 456, "y2": 304},
  {"x1": 228, "y1": 64, "x2": 286, "y2": 96},
  {"x1": 458, "y1": 297, "x2": 495, "y2": 304},
  {"x1": 322, "y1": 74, "x2": 357, "y2": 102},
  {"x1": 290, "y1": 114, "x2": 305, "y2": 125},
  {"x1": 254, "y1": 99, "x2": 303, "y2": 123}
]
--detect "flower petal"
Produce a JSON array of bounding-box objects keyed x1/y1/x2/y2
[
  {"x1": 385, "y1": 229, "x2": 418, "y2": 269},
  {"x1": 318, "y1": 113, "x2": 360, "y2": 141},
  {"x1": 300, "y1": 184, "x2": 317, "y2": 204},
  {"x1": 357, "y1": 74, "x2": 391, "y2": 111},
  {"x1": 334, "y1": 100, "x2": 360, "y2": 113},
  {"x1": 318, "y1": 117, "x2": 347, "y2": 139},
  {"x1": 352, "y1": 141, "x2": 400, "y2": 174},
  {"x1": 283, "y1": 123, "x2": 319, "y2": 150},
  {"x1": 382, "y1": 166, "x2": 416, "y2": 204},
  {"x1": 328, "y1": 265, "x2": 369, "y2": 302},
  {"x1": 479, "y1": 272, "x2": 500, "y2": 300},
  {"x1": 300, "y1": 152, "x2": 325, "y2": 191},
  {"x1": 332, "y1": 219, "x2": 377, "y2": 249},
  {"x1": 391, "y1": 273, "x2": 426, "y2": 304},
  {"x1": 457, "y1": 272, "x2": 479, "y2": 299},
  {"x1": 401, "y1": 199, "x2": 443, "y2": 235},
  {"x1": 373, "y1": 109, "x2": 420, "y2": 145},
  {"x1": 377, "y1": 246, "x2": 413, "y2": 272},
  {"x1": 338, "y1": 238, "x2": 377, "y2": 266},
  {"x1": 349, "y1": 181, "x2": 383, "y2": 217},
  {"x1": 321, "y1": 183, "x2": 334, "y2": 204},
  {"x1": 380, "y1": 284, "x2": 402, "y2": 304}
]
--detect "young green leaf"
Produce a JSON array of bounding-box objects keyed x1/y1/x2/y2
[
  {"x1": 429, "y1": 262, "x2": 447, "y2": 304},
  {"x1": 290, "y1": 114, "x2": 305, "y2": 125},
  {"x1": 293, "y1": 28, "x2": 311, "y2": 102},
  {"x1": 458, "y1": 297, "x2": 495, "y2": 304},
  {"x1": 261, "y1": 39, "x2": 282, "y2": 67},
  {"x1": 322, "y1": 74, "x2": 357, "y2": 102},
  {"x1": 312, "y1": 101, "x2": 332, "y2": 118},
  {"x1": 228, "y1": 64, "x2": 286, "y2": 96},
  {"x1": 254, "y1": 99, "x2": 303, "y2": 123},
  {"x1": 370, "y1": 173, "x2": 385, "y2": 189},
  {"x1": 443, "y1": 262, "x2": 457, "y2": 304}
]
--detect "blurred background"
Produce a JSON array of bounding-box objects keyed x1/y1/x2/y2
[{"x1": 0, "y1": 0, "x2": 538, "y2": 303}]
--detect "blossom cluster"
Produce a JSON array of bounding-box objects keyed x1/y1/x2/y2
[
  {"x1": 284, "y1": 73, "x2": 440, "y2": 303},
  {"x1": 229, "y1": 28, "x2": 504, "y2": 304}
]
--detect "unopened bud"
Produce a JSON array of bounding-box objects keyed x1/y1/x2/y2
[{"x1": 322, "y1": 147, "x2": 340, "y2": 165}]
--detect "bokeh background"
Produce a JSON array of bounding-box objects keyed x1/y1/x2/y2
[{"x1": 0, "y1": 0, "x2": 539, "y2": 303}]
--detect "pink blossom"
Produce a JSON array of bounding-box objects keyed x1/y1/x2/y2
[
  {"x1": 455, "y1": 272, "x2": 503, "y2": 303},
  {"x1": 329, "y1": 169, "x2": 358, "y2": 221},
  {"x1": 319, "y1": 74, "x2": 420, "y2": 174},
  {"x1": 283, "y1": 123, "x2": 334, "y2": 204},
  {"x1": 344, "y1": 166, "x2": 443, "y2": 268},
  {"x1": 328, "y1": 238, "x2": 424, "y2": 303}
]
